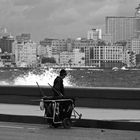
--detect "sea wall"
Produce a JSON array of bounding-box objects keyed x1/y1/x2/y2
[{"x1": 0, "y1": 85, "x2": 140, "y2": 109}]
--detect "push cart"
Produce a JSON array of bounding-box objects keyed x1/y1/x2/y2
[{"x1": 40, "y1": 97, "x2": 82, "y2": 128}]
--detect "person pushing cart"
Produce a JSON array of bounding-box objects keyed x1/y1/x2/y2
[{"x1": 38, "y1": 69, "x2": 82, "y2": 128}]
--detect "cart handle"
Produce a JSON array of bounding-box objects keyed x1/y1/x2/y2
[
  {"x1": 36, "y1": 82, "x2": 46, "y2": 98},
  {"x1": 48, "y1": 83, "x2": 63, "y2": 97}
]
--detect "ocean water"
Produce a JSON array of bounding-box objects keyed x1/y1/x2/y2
[{"x1": 0, "y1": 68, "x2": 140, "y2": 88}]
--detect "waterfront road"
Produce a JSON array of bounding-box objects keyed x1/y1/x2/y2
[
  {"x1": 0, "y1": 104, "x2": 140, "y2": 122},
  {"x1": 0, "y1": 104, "x2": 140, "y2": 131},
  {"x1": 0, "y1": 122, "x2": 139, "y2": 140}
]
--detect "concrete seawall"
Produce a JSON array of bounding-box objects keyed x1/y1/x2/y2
[{"x1": 0, "y1": 85, "x2": 140, "y2": 109}]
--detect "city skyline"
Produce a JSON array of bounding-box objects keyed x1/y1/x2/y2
[{"x1": 0, "y1": 0, "x2": 139, "y2": 42}]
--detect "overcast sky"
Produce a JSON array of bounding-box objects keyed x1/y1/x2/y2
[{"x1": 0, "y1": 0, "x2": 139, "y2": 41}]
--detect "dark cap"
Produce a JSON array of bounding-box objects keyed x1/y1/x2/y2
[{"x1": 60, "y1": 69, "x2": 67, "y2": 76}]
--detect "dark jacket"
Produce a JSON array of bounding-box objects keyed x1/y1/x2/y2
[{"x1": 53, "y1": 76, "x2": 64, "y2": 97}]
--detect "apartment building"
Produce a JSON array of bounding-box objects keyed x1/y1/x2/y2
[
  {"x1": 87, "y1": 28, "x2": 102, "y2": 40},
  {"x1": 40, "y1": 38, "x2": 54, "y2": 47},
  {"x1": 59, "y1": 51, "x2": 73, "y2": 66},
  {"x1": 72, "y1": 49, "x2": 85, "y2": 66},
  {"x1": 124, "y1": 38, "x2": 140, "y2": 66},
  {"x1": 51, "y1": 39, "x2": 67, "y2": 55},
  {"x1": 85, "y1": 45, "x2": 123, "y2": 68},
  {"x1": 124, "y1": 50, "x2": 136, "y2": 67},
  {"x1": 13, "y1": 41, "x2": 37, "y2": 67},
  {"x1": 0, "y1": 52, "x2": 15, "y2": 67},
  {"x1": 59, "y1": 49, "x2": 85, "y2": 66},
  {"x1": 16, "y1": 33, "x2": 31, "y2": 43},
  {"x1": 37, "y1": 44, "x2": 48, "y2": 57},
  {"x1": 131, "y1": 38, "x2": 140, "y2": 54},
  {"x1": 73, "y1": 38, "x2": 97, "y2": 53}
]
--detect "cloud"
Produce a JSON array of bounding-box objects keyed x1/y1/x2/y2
[
  {"x1": 117, "y1": 0, "x2": 139, "y2": 16},
  {"x1": 86, "y1": 1, "x2": 119, "y2": 26},
  {"x1": 83, "y1": 0, "x2": 139, "y2": 26},
  {"x1": 13, "y1": 0, "x2": 41, "y2": 6},
  {"x1": 48, "y1": 8, "x2": 81, "y2": 26},
  {"x1": 18, "y1": 1, "x2": 65, "y2": 21},
  {"x1": 0, "y1": 0, "x2": 139, "y2": 41}
]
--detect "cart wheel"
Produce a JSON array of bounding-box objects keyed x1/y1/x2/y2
[{"x1": 63, "y1": 118, "x2": 71, "y2": 129}]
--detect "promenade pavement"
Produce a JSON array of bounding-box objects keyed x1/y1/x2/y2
[
  {"x1": 0, "y1": 104, "x2": 140, "y2": 121},
  {"x1": 0, "y1": 103, "x2": 140, "y2": 130}
]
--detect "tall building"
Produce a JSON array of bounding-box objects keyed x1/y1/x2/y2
[
  {"x1": 105, "y1": 4, "x2": 140, "y2": 43},
  {"x1": 0, "y1": 35, "x2": 14, "y2": 53},
  {"x1": 135, "y1": 4, "x2": 140, "y2": 38},
  {"x1": 105, "y1": 16, "x2": 138, "y2": 43},
  {"x1": 135, "y1": 4, "x2": 140, "y2": 17},
  {"x1": 66, "y1": 38, "x2": 74, "y2": 52}
]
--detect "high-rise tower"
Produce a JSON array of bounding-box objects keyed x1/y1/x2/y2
[
  {"x1": 105, "y1": 4, "x2": 140, "y2": 43},
  {"x1": 135, "y1": 4, "x2": 140, "y2": 38},
  {"x1": 105, "y1": 16, "x2": 136, "y2": 43}
]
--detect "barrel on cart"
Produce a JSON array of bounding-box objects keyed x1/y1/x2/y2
[{"x1": 41, "y1": 97, "x2": 77, "y2": 128}]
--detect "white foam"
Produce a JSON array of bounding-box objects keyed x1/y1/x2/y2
[{"x1": 13, "y1": 69, "x2": 73, "y2": 86}]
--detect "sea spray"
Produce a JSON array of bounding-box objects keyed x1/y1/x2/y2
[{"x1": 13, "y1": 69, "x2": 73, "y2": 86}]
